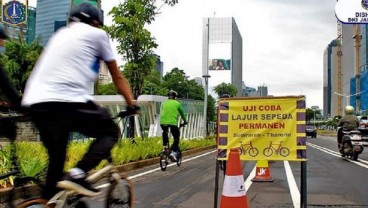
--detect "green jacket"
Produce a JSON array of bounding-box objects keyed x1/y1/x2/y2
[
  {"x1": 160, "y1": 99, "x2": 187, "y2": 125},
  {"x1": 338, "y1": 114, "x2": 359, "y2": 131}
]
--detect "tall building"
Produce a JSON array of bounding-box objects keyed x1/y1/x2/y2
[
  {"x1": 36, "y1": 0, "x2": 101, "y2": 46},
  {"x1": 26, "y1": 7, "x2": 36, "y2": 44},
  {"x1": 155, "y1": 54, "x2": 164, "y2": 76},
  {"x1": 323, "y1": 39, "x2": 339, "y2": 118},
  {"x1": 202, "y1": 17, "x2": 243, "y2": 97}
]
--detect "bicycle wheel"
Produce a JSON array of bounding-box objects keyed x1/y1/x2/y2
[
  {"x1": 263, "y1": 148, "x2": 273, "y2": 157},
  {"x1": 176, "y1": 150, "x2": 182, "y2": 166},
  {"x1": 160, "y1": 153, "x2": 168, "y2": 171},
  {"x1": 106, "y1": 176, "x2": 133, "y2": 208},
  {"x1": 15, "y1": 198, "x2": 48, "y2": 208}
]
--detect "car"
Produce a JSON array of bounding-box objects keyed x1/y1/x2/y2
[
  {"x1": 358, "y1": 116, "x2": 368, "y2": 146},
  {"x1": 306, "y1": 125, "x2": 317, "y2": 138}
]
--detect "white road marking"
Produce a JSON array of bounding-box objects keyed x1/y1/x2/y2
[
  {"x1": 284, "y1": 161, "x2": 300, "y2": 208},
  {"x1": 307, "y1": 142, "x2": 368, "y2": 169}
]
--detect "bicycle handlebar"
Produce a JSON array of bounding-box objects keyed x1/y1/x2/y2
[{"x1": 113, "y1": 105, "x2": 140, "y2": 119}]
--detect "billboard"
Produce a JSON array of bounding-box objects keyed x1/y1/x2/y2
[
  {"x1": 2, "y1": 0, "x2": 27, "y2": 25},
  {"x1": 208, "y1": 42, "x2": 232, "y2": 98},
  {"x1": 217, "y1": 96, "x2": 307, "y2": 161},
  {"x1": 209, "y1": 59, "x2": 231, "y2": 70}
]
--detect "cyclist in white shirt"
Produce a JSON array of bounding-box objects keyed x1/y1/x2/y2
[{"x1": 22, "y1": 2, "x2": 138, "y2": 199}]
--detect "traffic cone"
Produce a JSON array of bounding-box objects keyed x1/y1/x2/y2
[
  {"x1": 220, "y1": 148, "x2": 249, "y2": 208},
  {"x1": 252, "y1": 160, "x2": 274, "y2": 182}
]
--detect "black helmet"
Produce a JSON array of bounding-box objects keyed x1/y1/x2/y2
[
  {"x1": 69, "y1": 2, "x2": 104, "y2": 26},
  {"x1": 168, "y1": 90, "x2": 178, "y2": 98}
]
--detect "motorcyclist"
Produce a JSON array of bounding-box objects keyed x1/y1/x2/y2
[{"x1": 337, "y1": 105, "x2": 359, "y2": 150}]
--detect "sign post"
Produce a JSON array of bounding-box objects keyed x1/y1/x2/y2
[{"x1": 214, "y1": 96, "x2": 307, "y2": 207}]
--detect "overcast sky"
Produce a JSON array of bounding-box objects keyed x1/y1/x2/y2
[{"x1": 29, "y1": 0, "x2": 338, "y2": 109}]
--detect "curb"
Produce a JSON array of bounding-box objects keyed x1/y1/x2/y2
[{"x1": 114, "y1": 145, "x2": 216, "y2": 172}]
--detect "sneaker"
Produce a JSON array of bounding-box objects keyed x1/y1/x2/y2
[
  {"x1": 57, "y1": 173, "x2": 101, "y2": 197},
  {"x1": 170, "y1": 151, "x2": 177, "y2": 162}
]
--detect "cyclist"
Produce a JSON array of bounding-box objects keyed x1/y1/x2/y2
[
  {"x1": 21, "y1": 2, "x2": 139, "y2": 199},
  {"x1": 160, "y1": 90, "x2": 187, "y2": 161}
]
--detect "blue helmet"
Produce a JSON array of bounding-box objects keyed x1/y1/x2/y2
[{"x1": 69, "y1": 2, "x2": 104, "y2": 26}]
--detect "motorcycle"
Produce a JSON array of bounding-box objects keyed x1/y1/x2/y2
[{"x1": 339, "y1": 128, "x2": 364, "y2": 160}]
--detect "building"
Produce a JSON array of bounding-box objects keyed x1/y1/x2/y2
[
  {"x1": 155, "y1": 54, "x2": 164, "y2": 76},
  {"x1": 36, "y1": 0, "x2": 101, "y2": 46},
  {"x1": 202, "y1": 17, "x2": 243, "y2": 97},
  {"x1": 323, "y1": 39, "x2": 339, "y2": 118},
  {"x1": 324, "y1": 23, "x2": 368, "y2": 117},
  {"x1": 26, "y1": 7, "x2": 36, "y2": 44}
]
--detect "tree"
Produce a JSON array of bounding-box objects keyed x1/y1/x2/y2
[
  {"x1": 105, "y1": 0, "x2": 177, "y2": 99},
  {"x1": 162, "y1": 68, "x2": 204, "y2": 99},
  {"x1": 0, "y1": 35, "x2": 43, "y2": 94},
  {"x1": 306, "y1": 108, "x2": 322, "y2": 124},
  {"x1": 213, "y1": 83, "x2": 238, "y2": 98},
  {"x1": 98, "y1": 83, "x2": 118, "y2": 95}
]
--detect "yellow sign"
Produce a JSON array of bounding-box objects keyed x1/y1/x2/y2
[{"x1": 217, "y1": 96, "x2": 307, "y2": 161}]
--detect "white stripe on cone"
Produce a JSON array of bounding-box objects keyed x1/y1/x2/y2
[{"x1": 222, "y1": 175, "x2": 246, "y2": 197}]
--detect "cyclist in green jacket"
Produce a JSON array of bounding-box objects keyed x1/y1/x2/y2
[{"x1": 160, "y1": 90, "x2": 187, "y2": 161}]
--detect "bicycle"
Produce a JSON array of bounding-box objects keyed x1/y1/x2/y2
[
  {"x1": 159, "y1": 123, "x2": 186, "y2": 171},
  {"x1": 0, "y1": 115, "x2": 48, "y2": 208},
  {"x1": 238, "y1": 141, "x2": 258, "y2": 157},
  {"x1": 0, "y1": 110, "x2": 136, "y2": 208},
  {"x1": 263, "y1": 141, "x2": 290, "y2": 157},
  {"x1": 46, "y1": 110, "x2": 136, "y2": 208}
]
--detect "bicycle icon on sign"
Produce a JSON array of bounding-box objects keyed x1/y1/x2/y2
[
  {"x1": 263, "y1": 141, "x2": 290, "y2": 157},
  {"x1": 238, "y1": 141, "x2": 259, "y2": 157}
]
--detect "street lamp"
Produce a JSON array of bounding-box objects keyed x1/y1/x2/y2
[
  {"x1": 334, "y1": 91, "x2": 363, "y2": 106},
  {"x1": 203, "y1": 74, "x2": 211, "y2": 137}
]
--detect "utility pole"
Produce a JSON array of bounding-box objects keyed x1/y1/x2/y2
[
  {"x1": 353, "y1": 25, "x2": 361, "y2": 113},
  {"x1": 336, "y1": 6, "x2": 343, "y2": 116}
]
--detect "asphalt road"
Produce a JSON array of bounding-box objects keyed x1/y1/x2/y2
[{"x1": 125, "y1": 135, "x2": 368, "y2": 208}]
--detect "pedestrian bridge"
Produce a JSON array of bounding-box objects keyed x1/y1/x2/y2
[{"x1": 94, "y1": 95, "x2": 206, "y2": 139}]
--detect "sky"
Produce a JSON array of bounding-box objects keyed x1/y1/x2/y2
[{"x1": 28, "y1": 0, "x2": 338, "y2": 109}]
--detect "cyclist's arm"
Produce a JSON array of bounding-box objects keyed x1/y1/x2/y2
[
  {"x1": 105, "y1": 60, "x2": 135, "y2": 107},
  {"x1": 178, "y1": 104, "x2": 187, "y2": 123}
]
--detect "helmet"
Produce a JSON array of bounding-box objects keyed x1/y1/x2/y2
[
  {"x1": 168, "y1": 90, "x2": 178, "y2": 98},
  {"x1": 344, "y1": 105, "x2": 355, "y2": 115},
  {"x1": 69, "y1": 2, "x2": 104, "y2": 26}
]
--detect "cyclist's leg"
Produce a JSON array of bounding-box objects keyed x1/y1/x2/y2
[
  {"x1": 69, "y1": 102, "x2": 120, "y2": 172},
  {"x1": 170, "y1": 125, "x2": 180, "y2": 152},
  {"x1": 161, "y1": 125, "x2": 169, "y2": 147},
  {"x1": 29, "y1": 107, "x2": 69, "y2": 200}
]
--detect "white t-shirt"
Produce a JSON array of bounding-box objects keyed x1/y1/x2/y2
[{"x1": 22, "y1": 22, "x2": 115, "y2": 106}]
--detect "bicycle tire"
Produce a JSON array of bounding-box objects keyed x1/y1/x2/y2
[
  {"x1": 15, "y1": 198, "x2": 48, "y2": 208},
  {"x1": 106, "y1": 176, "x2": 133, "y2": 208},
  {"x1": 263, "y1": 148, "x2": 273, "y2": 157},
  {"x1": 176, "y1": 150, "x2": 182, "y2": 166},
  {"x1": 160, "y1": 153, "x2": 168, "y2": 171}
]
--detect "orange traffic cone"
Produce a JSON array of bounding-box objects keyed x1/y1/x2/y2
[
  {"x1": 220, "y1": 148, "x2": 249, "y2": 208},
  {"x1": 252, "y1": 160, "x2": 274, "y2": 182}
]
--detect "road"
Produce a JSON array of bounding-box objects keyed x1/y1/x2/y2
[
  {"x1": 124, "y1": 135, "x2": 368, "y2": 208},
  {"x1": 69, "y1": 134, "x2": 368, "y2": 208}
]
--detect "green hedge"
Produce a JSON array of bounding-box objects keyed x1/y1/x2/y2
[{"x1": 0, "y1": 136, "x2": 216, "y2": 188}]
